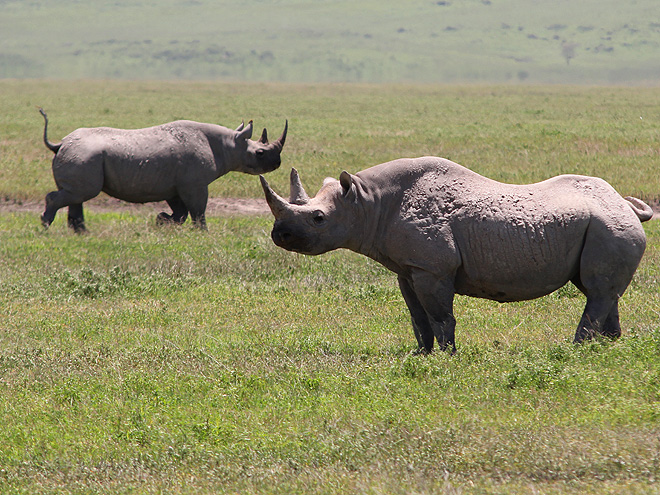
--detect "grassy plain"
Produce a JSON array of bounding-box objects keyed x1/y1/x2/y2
[
  {"x1": 2, "y1": 0, "x2": 660, "y2": 84},
  {"x1": 2, "y1": 80, "x2": 660, "y2": 201},
  {"x1": 1, "y1": 81, "x2": 660, "y2": 494}
]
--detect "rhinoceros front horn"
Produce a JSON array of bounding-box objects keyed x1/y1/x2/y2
[
  {"x1": 273, "y1": 120, "x2": 288, "y2": 150},
  {"x1": 260, "y1": 175, "x2": 290, "y2": 218},
  {"x1": 289, "y1": 168, "x2": 309, "y2": 205}
]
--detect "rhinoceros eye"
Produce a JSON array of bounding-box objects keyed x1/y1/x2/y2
[{"x1": 312, "y1": 211, "x2": 326, "y2": 225}]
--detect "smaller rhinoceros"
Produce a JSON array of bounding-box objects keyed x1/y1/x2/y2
[
  {"x1": 260, "y1": 157, "x2": 653, "y2": 353},
  {"x1": 39, "y1": 108, "x2": 287, "y2": 232}
]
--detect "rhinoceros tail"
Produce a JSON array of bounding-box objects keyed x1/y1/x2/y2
[
  {"x1": 38, "y1": 107, "x2": 62, "y2": 154},
  {"x1": 624, "y1": 196, "x2": 654, "y2": 222}
]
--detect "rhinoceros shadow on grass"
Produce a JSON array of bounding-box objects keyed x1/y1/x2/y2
[
  {"x1": 39, "y1": 108, "x2": 287, "y2": 232},
  {"x1": 261, "y1": 157, "x2": 653, "y2": 353}
]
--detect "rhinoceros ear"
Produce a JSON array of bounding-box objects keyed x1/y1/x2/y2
[
  {"x1": 260, "y1": 175, "x2": 290, "y2": 218},
  {"x1": 236, "y1": 120, "x2": 253, "y2": 141},
  {"x1": 235, "y1": 121, "x2": 245, "y2": 132},
  {"x1": 289, "y1": 168, "x2": 309, "y2": 205},
  {"x1": 339, "y1": 171, "x2": 356, "y2": 199}
]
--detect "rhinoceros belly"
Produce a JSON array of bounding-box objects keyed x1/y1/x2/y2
[
  {"x1": 102, "y1": 159, "x2": 179, "y2": 203},
  {"x1": 100, "y1": 140, "x2": 186, "y2": 203},
  {"x1": 92, "y1": 126, "x2": 213, "y2": 203},
  {"x1": 452, "y1": 210, "x2": 588, "y2": 302}
]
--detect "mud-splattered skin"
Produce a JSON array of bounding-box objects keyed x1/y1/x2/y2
[
  {"x1": 261, "y1": 157, "x2": 652, "y2": 354},
  {"x1": 40, "y1": 109, "x2": 287, "y2": 232}
]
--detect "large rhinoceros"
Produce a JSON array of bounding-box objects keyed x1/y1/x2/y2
[
  {"x1": 39, "y1": 108, "x2": 287, "y2": 232},
  {"x1": 260, "y1": 157, "x2": 653, "y2": 353}
]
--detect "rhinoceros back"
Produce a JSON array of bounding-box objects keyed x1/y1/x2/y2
[
  {"x1": 386, "y1": 161, "x2": 602, "y2": 301},
  {"x1": 59, "y1": 124, "x2": 214, "y2": 203}
]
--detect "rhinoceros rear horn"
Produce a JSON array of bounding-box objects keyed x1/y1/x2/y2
[
  {"x1": 258, "y1": 128, "x2": 268, "y2": 144},
  {"x1": 289, "y1": 168, "x2": 309, "y2": 205},
  {"x1": 260, "y1": 175, "x2": 290, "y2": 218}
]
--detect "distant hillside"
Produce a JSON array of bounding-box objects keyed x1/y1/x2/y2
[{"x1": 1, "y1": 0, "x2": 659, "y2": 84}]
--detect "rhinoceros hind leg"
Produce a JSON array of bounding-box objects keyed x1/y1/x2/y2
[
  {"x1": 42, "y1": 190, "x2": 87, "y2": 230},
  {"x1": 573, "y1": 297, "x2": 617, "y2": 343},
  {"x1": 41, "y1": 191, "x2": 61, "y2": 228},
  {"x1": 67, "y1": 203, "x2": 86, "y2": 233},
  {"x1": 432, "y1": 314, "x2": 456, "y2": 354},
  {"x1": 599, "y1": 301, "x2": 621, "y2": 340}
]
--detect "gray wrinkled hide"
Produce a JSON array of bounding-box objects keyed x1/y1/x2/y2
[
  {"x1": 261, "y1": 157, "x2": 652, "y2": 353},
  {"x1": 40, "y1": 109, "x2": 286, "y2": 231}
]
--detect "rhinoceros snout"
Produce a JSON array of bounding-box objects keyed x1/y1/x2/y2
[
  {"x1": 271, "y1": 228, "x2": 292, "y2": 247},
  {"x1": 271, "y1": 224, "x2": 312, "y2": 253}
]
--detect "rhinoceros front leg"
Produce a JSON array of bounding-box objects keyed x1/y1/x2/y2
[
  {"x1": 398, "y1": 275, "x2": 435, "y2": 353},
  {"x1": 406, "y1": 270, "x2": 457, "y2": 354},
  {"x1": 179, "y1": 186, "x2": 208, "y2": 230},
  {"x1": 156, "y1": 196, "x2": 189, "y2": 225}
]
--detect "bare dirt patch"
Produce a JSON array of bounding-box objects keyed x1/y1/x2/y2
[
  {"x1": 0, "y1": 196, "x2": 271, "y2": 217},
  {"x1": 1, "y1": 196, "x2": 658, "y2": 219}
]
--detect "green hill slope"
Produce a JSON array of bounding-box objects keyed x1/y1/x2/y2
[{"x1": 1, "y1": 0, "x2": 659, "y2": 84}]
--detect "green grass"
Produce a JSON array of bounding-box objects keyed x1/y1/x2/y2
[
  {"x1": 2, "y1": 80, "x2": 660, "y2": 202},
  {"x1": 1, "y1": 81, "x2": 660, "y2": 493},
  {"x1": 1, "y1": 213, "x2": 659, "y2": 494},
  {"x1": 2, "y1": 0, "x2": 660, "y2": 84}
]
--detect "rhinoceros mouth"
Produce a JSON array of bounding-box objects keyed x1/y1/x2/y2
[
  {"x1": 266, "y1": 156, "x2": 282, "y2": 172},
  {"x1": 271, "y1": 227, "x2": 315, "y2": 254},
  {"x1": 271, "y1": 230, "x2": 301, "y2": 251}
]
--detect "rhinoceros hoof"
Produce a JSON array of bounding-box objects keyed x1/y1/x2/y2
[
  {"x1": 156, "y1": 212, "x2": 173, "y2": 225},
  {"x1": 40, "y1": 215, "x2": 51, "y2": 229},
  {"x1": 68, "y1": 220, "x2": 87, "y2": 234},
  {"x1": 599, "y1": 328, "x2": 622, "y2": 340}
]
